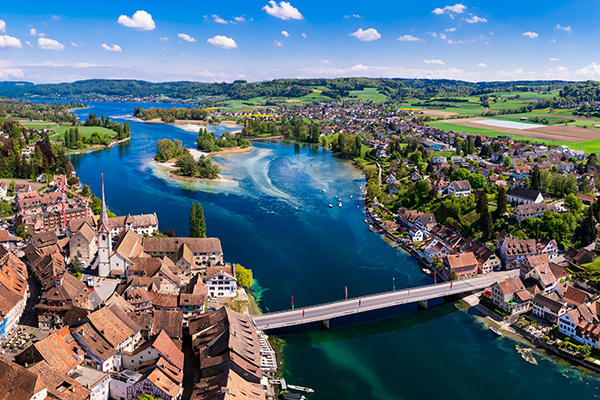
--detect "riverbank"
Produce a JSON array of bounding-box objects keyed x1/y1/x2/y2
[{"x1": 66, "y1": 137, "x2": 131, "y2": 155}]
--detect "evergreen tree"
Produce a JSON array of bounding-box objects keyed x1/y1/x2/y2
[
  {"x1": 476, "y1": 191, "x2": 488, "y2": 216},
  {"x1": 530, "y1": 165, "x2": 541, "y2": 191},
  {"x1": 196, "y1": 203, "x2": 206, "y2": 238},
  {"x1": 482, "y1": 212, "x2": 494, "y2": 241},
  {"x1": 575, "y1": 207, "x2": 598, "y2": 247},
  {"x1": 189, "y1": 203, "x2": 198, "y2": 237},
  {"x1": 496, "y1": 187, "x2": 507, "y2": 216}
]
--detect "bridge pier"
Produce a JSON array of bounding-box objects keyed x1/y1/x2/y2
[
  {"x1": 417, "y1": 300, "x2": 428, "y2": 309},
  {"x1": 321, "y1": 319, "x2": 330, "y2": 329}
]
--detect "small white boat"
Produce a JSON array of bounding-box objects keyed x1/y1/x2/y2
[
  {"x1": 489, "y1": 327, "x2": 503, "y2": 337},
  {"x1": 329, "y1": 204, "x2": 333, "y2": 208},
  {"x1": 369, "y1": 225, "x2": 374, "y2": 232},
  {"x1": 338, "y1": 202, "x2": 342, "y2": 207},
  {"x1": 350, "y1": 195, "x2": 353, "y2": 199},
  {"x1": 322, "y1": 189, "x2": 326, "y2": 193}
]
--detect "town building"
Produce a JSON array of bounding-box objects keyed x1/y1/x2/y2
[
  {"x1": 442, "y1": 252, "x2": 478, "y2": 280},
  {"x1": 491, "y1": 277, "x2": 532, "y2": 314},
  {"x1": 506, "y1": 187, "x2": 543, "y2": 205},
  {"x1": 447, "y1": 180, "x2": 472, "y2": 197},
  {"x1": 513, "y1": 203, "x2": 557, "y2": 221}
]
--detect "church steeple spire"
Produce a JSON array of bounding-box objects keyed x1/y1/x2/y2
[{"x1": 99, "y1": 173, "x2": 110, "y2": 232}]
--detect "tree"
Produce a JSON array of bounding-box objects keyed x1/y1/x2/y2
[
  {"x1": 450, "y1": 168, "x2": 471, "y2": 182},
  {"x1": 482, "y1": 212, "x2": 494, "y2": 240},
  {"x1": 16, "y1": 223, "x2": 31, "y2": 240},
  {"x1": 235, "y1": 264, "x2": 254, "y2": 287},
  {"x1": 189, "y1": 203, "x2": 198, "y2": 238},
  {"x1": 496, "y1": 187, "x2": 507, "y2": 216},
  {"x1": 137, "y1": 395, "x2": 160, "y2": 400},
  {"x1": 70, "y1": 256, "x2": 83, "y2": 278},
  {"x1": 196, "y1": 203, "x2": 206, "y2": 238},
  {"x1": 564, "y1": 193, "x2": 583, "y2": 214},
  {"x1": 476, "y1": 191, "x2": 488, "y2": 216},
  {"x1": 449, "y1": 271, "x2": 459, "y2": 281},
  {"x1": 503, "y1": 156, "x2": 512, "y2": 168},
  {"x1": 530, "y1": 165, "x2": 541, "y2": 191},
  {"x1": 468, "y1": 173, "x2": 486, "y2": 190},
  {"x1": 575, "y1": 207, "x2": 598, "y2": 247}
]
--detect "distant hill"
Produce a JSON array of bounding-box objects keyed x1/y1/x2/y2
[{"x1": 0, "y1": 78, "x2": 576, "y2": 103}]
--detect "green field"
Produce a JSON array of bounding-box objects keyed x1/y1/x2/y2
[
  {"x1": 18, "y1": 120, "x2": 59, "y2": 129},
  {"x1": 50, "y1": 125, "x2": 116, "y2": 140},
  {"x1": 348, "y1": 88, "x2": 387, "y2": 103}
]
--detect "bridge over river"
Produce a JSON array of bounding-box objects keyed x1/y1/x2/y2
[{"x1": 252, "y1": 270, "x2": 519, "y2": 331}]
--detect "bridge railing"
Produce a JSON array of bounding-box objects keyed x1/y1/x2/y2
[{"x1": 255, "y1": 276, "x2": 492, "y2": 318}]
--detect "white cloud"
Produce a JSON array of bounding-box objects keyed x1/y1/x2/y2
[
  {"x1": 464, "y1": 15, "x2": 487, "y2": 23},
  {"x1": 549, "y1": 57, "x2": 559, "y2": 61},
  {"x1": 439, "y1": 33, "x2": 447, "y2": 40},
  {"x1": 281, "y1": 30, "x2": 290, "y2": 38},
  {"x1": 28, "y1": 28, "x2": 44, "y2": 36},
  {"x1": 263, "y1": 1, "x2": 304, "y2": 20},
  {"x1": 159, "y1": 37, "x2": 169, "y2": 42},
  {"x1": 0, "y1": 62, "x2": 24, "y2": 79},
  {"x1": 429, "y1": 32, "x2": 438, "y2": 38},
  {"x1": 478, "y1": 63, "x2": 487, "y2": 67},
  {"x1": 344, "y1": 14, "x2": 361, "y2": 19},
  {"x1": 212, "y1": 15, "x2": 229, "y2": 24},
  {"x1": 101, "y1": 43, "x2": 122, "y2": 52},
  {"x1": 25, "y1": 41, "x2": 32, "y2": 47},
  {"x1": 274, "y1": 40, "x2": 284, "y2": 47},
  {"x1": 0, "y1": 35, "x2": 22, "y2": 49},
  {"x1": 118, "y1": 10, "x2": 155, "y2": 31},
  {"x1": 207, "y1": 35, "x2": 237, "y2": 49},
  {"x1": 432, "y1": 4, "x2": 467, "y2": 15},
  {"x1": 37, "y1": 37, "x2": 64, "y2": 50},
  {"x1": 70, "y1": 41, "x2": 79, "y2": 47},
  {"x1": 523, "y1": 31, "x2": 538, "y2": 39},
  {"x1": 52, "y1": 15, "x2": 60, "y2": 21},
  {"x1": 446, "y1": 27, "x2": 456, "y2": 32},
  {"x1": 294, "y1": 63, "x2": 467, "y2": 81},
  {"x1": 555, "y1": 24, "x2": 571, "y2": 33},
  {"x1": 178, "y1": 33, "x2": 196, "y2": 42},
  {"x1": 321, "y1": 59, "x2": 332, "y2": 64},
  {"x1": 423, "y1": 59, "x2": 445, "y2": 65},
  {"x1": 302, "y1": 33, "x2": 307, "y2": 38},
  {"x1": 397, "y1": 34, "x2": 422, "y2": 42},
  {"x1": 234, "y1": 16, "x2": 246, "y2": 22},
  {"x1": 0, "y1": 20, "x2": 5, "y2": 33},
  {"x1": 350, "y1": 28, "x2": 381, "y2": 42}
]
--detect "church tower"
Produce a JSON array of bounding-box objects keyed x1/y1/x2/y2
[{"x1": 97, "y1": 174, "x2": 112, "y2": 277}]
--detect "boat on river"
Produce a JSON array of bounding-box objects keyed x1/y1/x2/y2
[
  {"x1": 489, "y1": 327, "x2": 503, "y2": 337},
  {"x1": 287, "y1": 384, "x2": 315, "y2": 393},
  {"x1": 338, "y1": 202, "x2": 342, "y2": 207},
  {"x1": 369, "y1": 225, "x2": 374, "y2": 232},
  {"x1": 329, "y1": 204, "x2": 333, "y2": 208}
]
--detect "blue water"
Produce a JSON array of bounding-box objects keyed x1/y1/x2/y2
[{"x1": 69, "y1": 101, "x2": 600, "y2": 399}]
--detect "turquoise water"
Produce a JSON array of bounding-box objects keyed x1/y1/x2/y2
[{"x1": 69, "y1": 102, "x2": 600, "y2": 399}]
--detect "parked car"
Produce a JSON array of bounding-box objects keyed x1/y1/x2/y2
[{"x1": 207, "y1": 298, "x2": 218, "y2": 303}]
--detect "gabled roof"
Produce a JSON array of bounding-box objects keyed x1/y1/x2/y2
[
  {"x1": 86, "y1": 305, "x2": 137, "y2": 348},
  {"x1": 111, "y1": 228, "x2": 144, "y2": 263},
  {"x1": 142, "y1": 237, "x2": 223, "y2": 254},
  {"x1": 506, "y1": 186, "x2": 541, "y2": 201},
  {"x1": 191, "y1": 369, "x2": 265, "y2": 400},
  {"x1": 0, "y1": 359, "x2": 45, "y2": 400},
  {"x1": 449, "y1": 180, "x2": 471, "y2": 191},
  {"x1": 497, "y1": 277, "x2": 525, "y2": 295}
]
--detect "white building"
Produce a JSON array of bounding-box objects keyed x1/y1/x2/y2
[
  {"x1": 447, "y1": 180, "x2": 472, "y2": 197},
  {"x1": 205, "y1": 266, "x2": 238, "y2": 298}
]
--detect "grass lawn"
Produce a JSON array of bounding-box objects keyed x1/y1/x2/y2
[
  {"x1": 347, "y1": 88, "x2": 387, "y2": 103},
  {"x1": 581, "y1": 258, "x2": 600, "y2": 275},
  {"x1": 460, "y1": 210, "x2": 480, "y2": 227},
  {"x1": 50, "y1": 125, "x2": 116, "y2": 140},
  {"x1": 430, "y1": 150, "x2": 455, "y2": 158}
]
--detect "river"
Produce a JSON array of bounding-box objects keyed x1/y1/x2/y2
[{"x1": 68, "y1": 101, "x2": 600, "y2": 399}]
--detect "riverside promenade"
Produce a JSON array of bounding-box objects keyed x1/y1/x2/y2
[{"x1": 253, "y1": 269, "x2": 519, "y2": 331}]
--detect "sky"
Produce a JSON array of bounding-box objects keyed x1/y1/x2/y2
[{"x1": 1, "y1": 1, "x2": 600, "y2": 83}]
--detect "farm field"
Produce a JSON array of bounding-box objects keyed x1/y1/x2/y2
[
  {"x1": 428, "y1": 119, "x2": 600, "y2": 154},
  {"x1": 50, "y1": 125, "x2": 116, "y2": 139}
]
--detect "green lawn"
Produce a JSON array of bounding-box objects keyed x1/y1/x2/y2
[
  {"x1": 50, "y1": 125, "x2": 117, "y2": 140},
  {"x1": 347, "y1": 88, "x2": 387, "y2": 103}
]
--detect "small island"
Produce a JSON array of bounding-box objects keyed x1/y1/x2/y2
[{"x1": 155, "y1": 138, "x2": 221, "y2": 180}]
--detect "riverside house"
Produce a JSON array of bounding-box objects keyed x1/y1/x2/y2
[{"x1": 442, "y1": 252, "x2": 478, "y2": 280}]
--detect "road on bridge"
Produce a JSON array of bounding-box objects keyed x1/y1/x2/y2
[{"x1": 252, "y1": 270, "x2": 519, "y2": 331}]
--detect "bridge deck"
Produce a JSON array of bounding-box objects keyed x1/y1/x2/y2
[{"x1": 252, "y1": 271, "x2": 518, "y2": 331}]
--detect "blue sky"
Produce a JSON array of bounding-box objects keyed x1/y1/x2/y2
[{"x1": 0, "y1": 1, "x2": 599, "y2": 83}]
